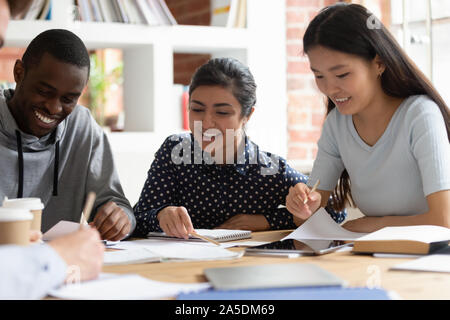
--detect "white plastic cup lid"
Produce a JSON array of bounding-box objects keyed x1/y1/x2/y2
[
  {"x1": 2, "y1": 197, "x2": 44, "y2": 210},
  {"x1": 0, "y1": 208, "x2": 33, "y2": 221}
]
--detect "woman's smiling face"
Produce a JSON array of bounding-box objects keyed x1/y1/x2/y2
[
  {"x1": 189, "y1": 85, "x2": 251, "y2": 162},
  {"x1": 307, "y1": 45, "x2": 384, "y2": 116}
]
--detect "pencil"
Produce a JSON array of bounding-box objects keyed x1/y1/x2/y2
[
  {"x1": 80, "y1": 192, "x2": 96, "y2": 228},
  {"x1": 190, "y1": 231, "x2": 221, "y2": 246},
  {"x1": 304, "y1": 179, "x2": 320, "y2": 204}
]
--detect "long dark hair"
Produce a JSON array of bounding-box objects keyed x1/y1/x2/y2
[
  {"x1": 303, "y1": 3, "x2": 450, "y2": 211},
  {"x1": 189, "y1": 57, "x2": 256, "y2": 117}
]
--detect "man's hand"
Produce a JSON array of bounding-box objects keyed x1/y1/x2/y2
[
  {"x1": 216, "y1": 214, "x2": 270, "y2": 231},
  {"x1": 91, "y1": 202, "x2": 132, "y2": 241}
]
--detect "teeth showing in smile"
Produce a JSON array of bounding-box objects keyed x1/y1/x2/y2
[
  {"x1": 34, "y1": 111, "x2": 56, "y2": 124},
  {"x1": 203, "y1": 132, "x2": 221, "y2": 138},
  {"x1": 336, "y1": 97, "x2": 350, "y2": 103}
]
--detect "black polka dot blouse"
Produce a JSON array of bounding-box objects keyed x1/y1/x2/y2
[{"x1": 132, "y1": 133, "x2": 346, "y2": 237}]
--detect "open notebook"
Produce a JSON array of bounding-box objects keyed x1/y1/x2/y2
[{"x1": 147, "y1": 229, "x2": 251, "y2": 242}]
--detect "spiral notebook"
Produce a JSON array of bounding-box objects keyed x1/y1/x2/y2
[{"x1": 146, "y1": 229, "x2": 251, "y2": 242}]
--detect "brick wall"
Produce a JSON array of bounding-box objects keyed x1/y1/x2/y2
[
  {"x1": 166, "y1": 0, "x2": 212, "y2": 85},
  {"x1": 286, "y1": 0, "x2": 339, "y2": 171}
]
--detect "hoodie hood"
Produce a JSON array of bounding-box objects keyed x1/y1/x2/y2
[{"x1": 0, "y1": 89, "x2": 63, "y2": 197}]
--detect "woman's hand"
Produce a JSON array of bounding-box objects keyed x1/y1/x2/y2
[
  {"x1": 157, "y1": 206, "x2": 194, "y2": 239},
  {"x1": 286, "y1": 183, "x2": 321, "y2": 220}
]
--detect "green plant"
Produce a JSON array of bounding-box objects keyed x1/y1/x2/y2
[{"x1": 88, "y1": 52, "x2": 123, "y2": 126}]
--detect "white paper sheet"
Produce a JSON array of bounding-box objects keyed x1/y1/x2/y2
[
  {"x1": 282, "y1": 208, "x2": 368, "y2": 241},
  {"x1": 104, "y1": 247, "x2": 161, "y2": 265},
  {"x1": 391, "y1": 254, "x2": 450, "y2": 273},
  {"x1": 357, "y1": 225, "x2": 450, "y2": 242},
  {"x1": 49, "y1": 273, "x2": 211, "y2": 300},
  {"x1": 43, "y1": 220, "x2": 80, "y2": 241},
  {"x1": 112, "y1": 239, "x2": 243, "y2": 261},
  {"x1": 220, "y1": 241, "x2": 270, "y2": 248}
]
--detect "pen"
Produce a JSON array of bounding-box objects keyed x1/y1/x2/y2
[
  {"x1": 80, "y1": 192, "x2": 96, "y2": 229},
  {"x1": 190, "y1": 231, "x2": 221, "y2": 246},
  {"x1": 304, "y1": 179, "x2": 320, "y2": 204}
]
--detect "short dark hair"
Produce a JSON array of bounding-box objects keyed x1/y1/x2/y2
[
  {"x1": 189, "y1": 57, "x2": 257, "y2": 117},
  {"x1": 22, "y1": 29, "x2": 90, "y2": 78}
]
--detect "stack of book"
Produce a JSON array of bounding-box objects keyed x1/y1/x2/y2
[
  {"x1": 15, "y1": 0, "x2": 177, "y2": 26},
  {"x1": 14, "y1": 0, "x2": 52, "y2": 20},
  {"x1": 76, "y1": 0, "x2": 177, "y2": 25},
  {"x1": 211, "y1": 0, "x2": 247, "y2": 28}
]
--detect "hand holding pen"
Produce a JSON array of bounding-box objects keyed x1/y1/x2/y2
[{"x1": 285, "y1": 180, "x2": 321, "y2": 220}]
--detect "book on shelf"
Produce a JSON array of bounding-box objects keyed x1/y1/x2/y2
[
  {"x1": 76, "y1": 0, "x2": 92, "y2": 22},
  {"x1": 147, "y1": 229, "x2": 252, "y2": 243},
  {"x1": 97, "y1": 0, "x2": 120, "y2": 23},
  {"x1": 90, "y1": 0, "x2": 103, "y2": 22},
  {"x1": 122, "y1": 0, "x2": 146, "y2": 25},
  {"x1": 22, "y1": 0, "x2": 46, "y2": 20},
  {"x1": 114, "y1": 0, "x2": 130, "y2": 24},
  {"x1": 136, "y1": 0, "x2": 159, "y2": 26},
  {"x1": 157, "y1": 0, "x2": 177, "y2": 25},
  {"x1": 72, "y1": 0, "x2": 177, "y2": 25},
  {"x1": 211, "y1": 0, "x2": 246, "y2": 28},
  {"x1": 17, "y1": 0, "x2": 51, "y2": 21},
  {"x1": 352, "y1": 225, "x2": 450, "y2": 255}
]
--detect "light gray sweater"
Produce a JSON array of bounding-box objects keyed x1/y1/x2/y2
[{"x1": 0, "y1": 89, "x2": 135, "y2": 234}]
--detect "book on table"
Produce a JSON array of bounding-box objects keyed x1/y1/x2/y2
[
  {"x1": 147, "y1": 228, "x2": 251, "y2": 242},
  {"x1": 352, "y1": 225, "x2": 450, "y2": 255}
]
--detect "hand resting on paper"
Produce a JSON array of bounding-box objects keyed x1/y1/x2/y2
[
  {"x1": 91, "y1": 201, "x2": 132, "y2": 241},
  {"x1": 157, "y1": 206, "x2": 194, "y2": 239},
  {"x1": 48, "y1": 228, "x2": 104, "y2": 283},
  {"x1": 286, "y1": 183, "x2": 321, "y2": 220},
  {"x1": 216, "y1": 214, "x2": 269, "y2": 231}
]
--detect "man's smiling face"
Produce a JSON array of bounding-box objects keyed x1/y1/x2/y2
[{"x1": 10, "y1": 52, "x2": 88, "y2": 137}]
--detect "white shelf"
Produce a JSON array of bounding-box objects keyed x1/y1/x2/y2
[
  {"x1": 6, "y1": 21, "x2": 251, "y2": 52},
  {"x1": 5, "y1": 0, "x2": 287, "y2": 202}
]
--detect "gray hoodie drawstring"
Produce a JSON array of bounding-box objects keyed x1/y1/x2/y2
[
  {"x1": 15, "y1": 130, "x2": 59, "y2": 197},
  {"x1": 15, "y1": 130, "x2": 23, "y2": 198}
]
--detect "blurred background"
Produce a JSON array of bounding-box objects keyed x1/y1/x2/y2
[{"x1": 2, "y1": 0, "x2": 448, "y2": 217}]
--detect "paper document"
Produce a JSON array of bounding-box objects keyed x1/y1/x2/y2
[
  {"x1": 282, "y1": 208, "x2": 367, "y2": 241},
  {"x1": 220, "y1": 241, "x2": 270, "y2": 249},
  {"x1": 104, "y1": 247, "x2": 161, "y2": 265},
  {"x1": 113, "y1": 239, "x2": 243, "y2": 261},
  {"x1": 49, "y1": 273, "x2": 211, "y2": 300},
  {"x1": 357, "y1": 225, "x2": 450, "y2": 242},
  {"x1": 391, "y1": 254, "x2": 450, "y2": 273},
  {"x1": 147, "y1": 228, "x2": 251, "y2": 242},
  {"x1": 43, "y1": 220, "x2": 80, "y2": 241}
]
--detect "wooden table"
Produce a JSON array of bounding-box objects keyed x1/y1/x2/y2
[{"x1": 103, "y1": 230, "x2": 450, "y2": 300}]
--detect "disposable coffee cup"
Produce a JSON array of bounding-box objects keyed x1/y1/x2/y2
[
  {"x1": 2, "y1": 198, "x2": 44, "y2": 232},
  {"x1": 0, "y1": 208, "x2": 33, "y2": 245}
]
